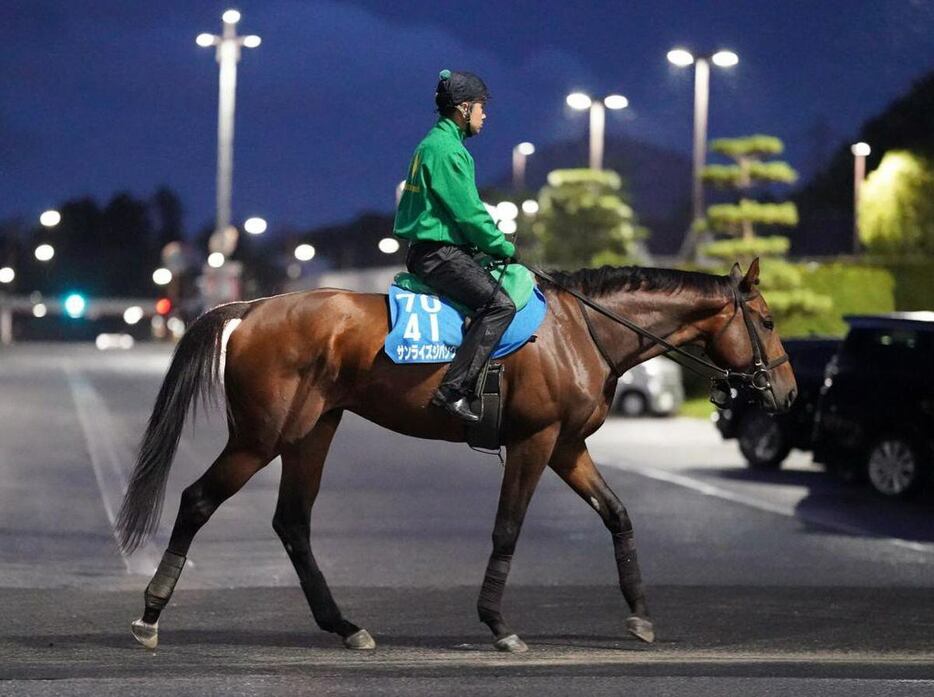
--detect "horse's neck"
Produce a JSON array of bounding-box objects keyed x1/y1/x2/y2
[{"x1": 592, "y1": 288, "x2": 727, "y2": 373}]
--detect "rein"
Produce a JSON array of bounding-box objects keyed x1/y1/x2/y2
[{"x1": 528, "y1": 265, "x2": 788, "y2": 396}]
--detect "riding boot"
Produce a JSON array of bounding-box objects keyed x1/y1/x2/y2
[
  {"x1": 430, "y1": 386, "x2": 481, "y2": 422},
  {"x1": 406, "y1": 242, "x2": 517, "y2": 421}
]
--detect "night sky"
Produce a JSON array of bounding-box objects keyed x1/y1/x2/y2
[{"x1": 3, "y1": 0, "x2": 933, "y2": 234}]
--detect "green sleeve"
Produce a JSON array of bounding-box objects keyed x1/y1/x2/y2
[{"x1": 427, "y1": 150, "x2": 516, "y2": 258}]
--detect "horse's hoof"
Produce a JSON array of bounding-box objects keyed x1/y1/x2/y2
[
  {"x1": 343, "y1": 629, "x2": 376, "y2": 650},
  {"x1": 131, "y1": 619, "x2": 159, "y2": 649},
  {"x1": 626, "y1": 615, "x2": 655, "y2": 644},
  {"x1": 493, "y1": 633, "x2": 528, "y2": 653}
]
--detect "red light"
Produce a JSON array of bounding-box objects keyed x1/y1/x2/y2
[{"x1": 155, "y1": 298, "x2": 172, "y2": 315}]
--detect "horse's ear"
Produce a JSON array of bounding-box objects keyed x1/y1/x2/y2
[
  {"x1": 740, "y1": 257, "x2": 761, "y2": 294},
  {"x1": 729, "y1": 262, "x2": 743, "y2": 284}
]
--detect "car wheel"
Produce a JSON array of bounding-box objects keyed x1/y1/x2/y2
[
  {"x1": 616, "y1": 391, "x2": 648, "y2": 417},
  {"x1": 737, "y1": 411, "x2": 791, "y2": 470},
  {"x1": 865, "y1": 436, "x2": 926, "y2": 499}
]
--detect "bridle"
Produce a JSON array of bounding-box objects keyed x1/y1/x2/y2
[
  {"x1": 720, "y1": 282, "x2": 790, "y2": 400},
  {"x1": 528, "y1": 266, "x2": 789, "y2": 408}
]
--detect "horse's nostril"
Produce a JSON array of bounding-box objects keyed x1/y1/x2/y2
[{"x1": 786, "y1": 389, "x2": 797, "y2": 408}]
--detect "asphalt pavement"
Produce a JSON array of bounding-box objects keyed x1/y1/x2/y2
[{"x1": 1, "y1": 343, "x2": 932, "y2": 695}]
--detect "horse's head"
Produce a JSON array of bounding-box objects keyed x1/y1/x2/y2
[{"x1": 704, "y1": 259, "x2": 798, "y2": 414}]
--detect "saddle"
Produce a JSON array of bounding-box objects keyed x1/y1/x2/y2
[
  {"x1": 384, "y1": 283, "x2": 546, "y2": 365},
  {"x1": 384, "y1": 282, "x2": 548, "y2": 449}
]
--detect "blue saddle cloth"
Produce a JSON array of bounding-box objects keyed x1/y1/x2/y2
[{"x1": 385, "y1": 285, "x2": 547, "y2": 364}]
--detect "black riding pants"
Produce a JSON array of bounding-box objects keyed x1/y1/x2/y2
[{"x1": 405, "y1": 241, "x2": 517, "y2": 397}]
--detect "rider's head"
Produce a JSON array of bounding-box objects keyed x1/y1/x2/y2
[{"x1": 435, "y1": 69, "x2": 489, "y2": 137}]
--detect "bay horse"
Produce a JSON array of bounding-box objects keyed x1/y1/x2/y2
[{"x1": 117, "y1": 258, "x2": 796, "y2": 653}]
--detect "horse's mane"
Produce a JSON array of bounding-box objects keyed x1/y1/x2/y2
[{"x1": 536, "y1": 265, "x2": 731, "y2": 298}]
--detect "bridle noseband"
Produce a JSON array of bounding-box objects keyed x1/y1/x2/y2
[{"x1": 529, "y1": 266, "x2": 789, "y2": 408}]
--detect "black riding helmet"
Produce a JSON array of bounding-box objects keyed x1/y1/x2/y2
[{"x1": 435, "y1": 69, "x2": 489, "y2": 136}]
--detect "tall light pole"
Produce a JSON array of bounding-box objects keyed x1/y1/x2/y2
[
  {"x1": 851, "y1": 142, "x2": 871, "y2": 254},
  {"x1": 196, "y1": 10, "x2": 261, "y2": 241},
  {"x1": 566, "y1": 93, "x2": 629, "y2": 170},
  {"x1": 668, "y1": 47, "x2": 739, "y2": 259},
  {"x1": 512, "y1": 142, "x2": 535, "y2": 191}
]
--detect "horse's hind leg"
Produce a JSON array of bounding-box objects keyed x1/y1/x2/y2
[
  {"x1": 550, "y1": 441, "x2": 654, "y2": 643},
  {"x1": 131, "y1": 444, "x2": 274, "y2": 648},
  {"x1": 477, "y1": 426, "x2": 557, "y2": 652},
  {"x1": 272, "y1": 409, "x2": 373, "y2": 650}
]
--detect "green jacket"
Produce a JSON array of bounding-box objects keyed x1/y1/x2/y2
[{"x1": 393, "y1": 118, "x2": 515, "y2": 259}]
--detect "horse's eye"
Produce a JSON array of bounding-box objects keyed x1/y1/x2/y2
[{"x1": 762, "y1": 318, "x2": 774, "y2": 331}]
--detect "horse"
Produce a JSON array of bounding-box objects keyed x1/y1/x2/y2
[{"x1": 116, "y1": 257, "x2": 796, "y2": 653}]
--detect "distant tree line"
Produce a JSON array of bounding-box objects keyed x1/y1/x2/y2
[
  {"x1": 793, "y1": 68, "x2": 934, "y2": 255},
  {"x1": 0, "y1": 187, "x2": 189, "y2": 297}
]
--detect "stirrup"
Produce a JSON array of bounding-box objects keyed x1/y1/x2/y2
[{"x1": 431, "y1": 391, "x2": 480, "y2": 423}]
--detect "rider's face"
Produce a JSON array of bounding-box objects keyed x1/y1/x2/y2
[
  {"x1": 471, "y1": 101, "x2": 486, "y2": 133},
  {"x1": 459, "y1": 101, "x2": 486, "y2": 134}
]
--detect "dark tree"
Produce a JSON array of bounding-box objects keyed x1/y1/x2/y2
[{"x1": 151, "y1": 187, "x2": 185, "y2": 250}]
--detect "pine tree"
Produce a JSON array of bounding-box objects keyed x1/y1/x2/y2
[
  {"x1": 527, "y1": 169, "x2": 645, "y2": 268},
  {"x1": 700, "y1": 135, "x2": 831, "y2": 326}
]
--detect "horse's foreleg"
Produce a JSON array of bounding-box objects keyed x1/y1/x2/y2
[
  {"x1": 550, "y1": 442, "x2": 654, "y2": 643},
  {"x1": 272, "y1": 409, "x2": 374, "y2": 650},
  {"x1": 132, "y1": 444, "x2": 274, "y2": 648},
  {"x1": 478, "y1": 426, "x2": 557, "y2": 652}
]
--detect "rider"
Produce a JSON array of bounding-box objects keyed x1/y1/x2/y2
[{"x1": 394, "y1": 69, "x2": 517, "y2": 423}]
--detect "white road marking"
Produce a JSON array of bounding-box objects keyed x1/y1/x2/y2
[
  {"x1": 602, "y1": 460, "x2": 934, "y2": 557},
  {"x1": 65, "y1": 364, "x2": 160, "y2": 576}
]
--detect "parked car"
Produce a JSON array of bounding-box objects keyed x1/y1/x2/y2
[
  {"x1": 812, "y1": 313, "x2": 934, "y2": 499},
  {"x1": 612, "y1": 355, "x2": 684, "y2": 417},
  {"x1": 714, "y1": 338, "x2": 841, "y2": 468}
]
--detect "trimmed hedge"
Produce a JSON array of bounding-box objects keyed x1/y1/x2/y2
[
  {"x1": 872, "y1": 259, "x2": 934, "y2": 310},
  {"x1": 778, "y1": 263, "x2": 895, "y2": 337}
]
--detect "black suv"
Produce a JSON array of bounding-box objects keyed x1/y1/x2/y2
[
  {"x1": 714, "y1": 338, "x2": 841, "y2": 469},
  {"x1": 812, "y1": 314, "x2": 934, "y2": 499}
]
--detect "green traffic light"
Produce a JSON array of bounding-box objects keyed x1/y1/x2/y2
[{"x1": 64, "y1": 293, "x2": 86, "y2": 319}]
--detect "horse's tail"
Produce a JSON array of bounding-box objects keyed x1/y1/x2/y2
[{"x1": 115, "y1": 301, "x2": 252, "y2": 554}]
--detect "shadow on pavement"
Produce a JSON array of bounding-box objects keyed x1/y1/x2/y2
[{"x1": 690, "y1": 465, "x2": 934, "y2": 544}]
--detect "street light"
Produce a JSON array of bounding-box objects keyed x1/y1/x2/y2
[
  {"x1": 152, "y1": 268, "x2": 173, "y2": 286},
  {"x1": 196, "y1": 10, "x2": 261, "y2": 244},
  {"x1": 207, "y1": 252, "x2": 226, "y2": 268},
  {"x1": 851, "y1": 142, "x2": 871, "y2": 254},
  {"x1": 498, "y1": 219, "x2": 518, "y2": 235},
  {"x1": 495, "y1": 201, "x2": 519, "y2": 222},
  {"x1": 0, "y1": 267, "x2": 14, "y2": 284},
  {"x1": 40, "y1": 210, "x2": 61, "y2": 227},
  {"x1": 711, "y1": 50, "x2": 739, "y2": 67},
  {"x1": 378, "y1": 237, "x2": 400, "y2": 254},
  {"x1": 294, "y1": 244, "x2": 315, "y2": 261},
  {"x1": 512, "y1": 141, "x2": 535, "y2": 191},
  {"x1": 124, "y1": 306, "x2": 145, "y2": 325},
  {"x1": 668, "y1": 46, "x2": 739, "y2": 259},
  {"x1": 566, "y1": 92, "x2": 628, "y2": 170},
  {"x1": 244, "y1": 216, "x2": 267, "y2": 234},
  {"x1": 35, "y1": 244, "x2": 55, "y2": 262}
]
